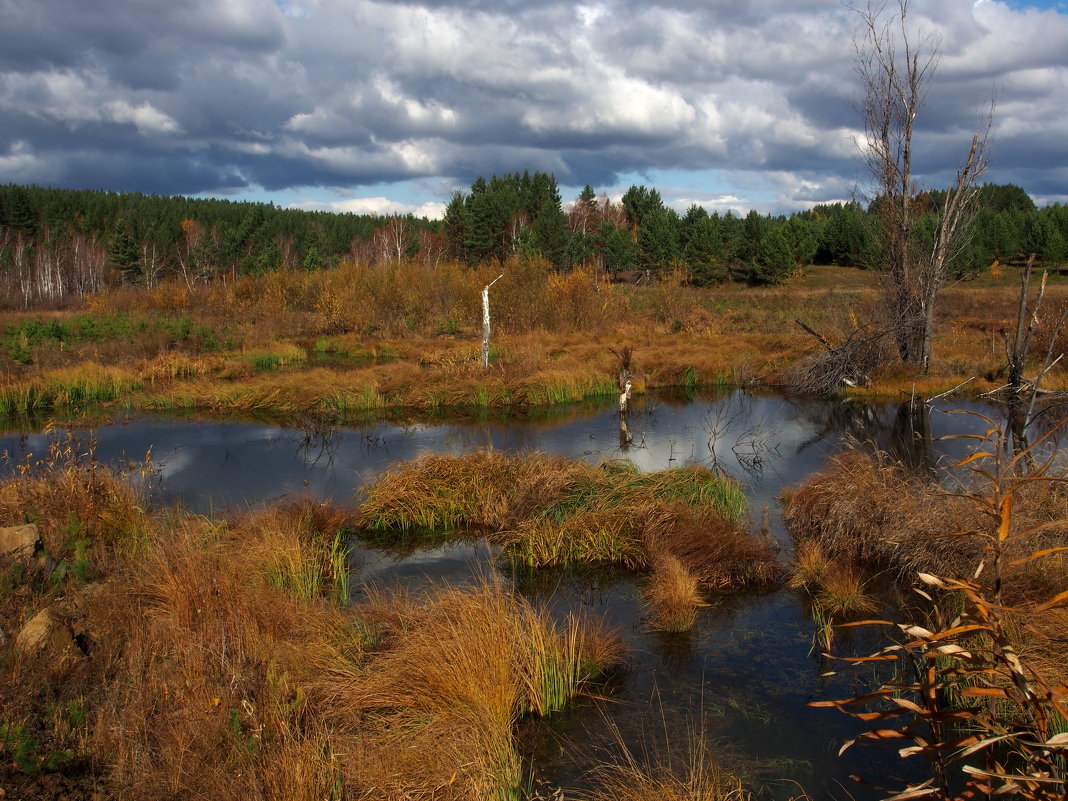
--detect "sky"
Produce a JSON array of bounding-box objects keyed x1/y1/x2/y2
[{"x1": 1, "y1": 0, "x2": 1066, "y2": 219}]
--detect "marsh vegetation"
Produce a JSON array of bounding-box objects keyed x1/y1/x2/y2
[
  {"x1": 2, "y1": 387, "x2": 1066, "y2": 799},
  {"x1": 3, "y1": 186, "x2": 1068, "y2": 801}
]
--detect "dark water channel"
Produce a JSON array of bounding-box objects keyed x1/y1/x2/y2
[{"x1": 0, "y1": 390, "x2": 1014, "y2": 799}]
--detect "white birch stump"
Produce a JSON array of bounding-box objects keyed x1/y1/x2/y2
[{"x1": 482, "y1": 274, "x2": 504, "y2": 371}]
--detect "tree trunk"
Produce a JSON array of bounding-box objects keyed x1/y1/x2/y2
[{"x1": 481, "y1": 274, "x2": 504, "y2": 371}]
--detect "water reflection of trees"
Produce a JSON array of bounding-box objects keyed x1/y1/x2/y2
[
  {"x1": 1003, "y1": 397, "x2": 1068, "y2": 465},
  {"x1": 792, "y1": 398, "x2": 940, "y2": 478},
  {"x1": 790, "y1": 395, "x2": 1068, "y2": 481},
  {"x1": 294, "y1": 415, "x2": 342, "y2": 466},
  {"x1": 696, "y1": 393, "x2": 781, "y2": 479}
]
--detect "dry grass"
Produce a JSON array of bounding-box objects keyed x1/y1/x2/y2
[
  {"x1": 0, "y1": 456, "x2": 622, "y2": 800},
  {"x1": 783, "y1": 448, "x2": 980, "y2": 579},
  {"x1": 784, "y1": 446, "x2": 1068, "y2": 588},
  {"x1": 577, "y1": 720, "x2": 752, "y2": 801},
  {"x1": 801, "y1": 425, "x2": 1068, "y2": 798},
  {"x1": 647, "y1": 514, "x2": 782, "y2": 590},
  {"x1": 644, "y1": 554, "x2": 706, "y2": 632},
  {"x1": 788, "y1": 540, "x2": 832, "y2": 590},
  {"x1": 360, "y1": 451, "x2": 782, "y2": 591},
  {"x1": 0, "y1": 482, "x2": 364, "y2": 799},
  {"x1": 813, "y1": 565, "x2": 877, "y2": 618},
  {"x1": 339, "y1": 576, "x2": 624, "y2": 799},
  {"x1": 788, "y1": 540, "x2": 876, "y2": 618},
  {"x1": 75, "y1": 500, "x2": 366, "y2": 801},
  {"x1": 784, "y1": 442, "x2": 1068, "y2": 682},
  {"x1": 0, "y1": 429, "x2": 149, "y2": 567},
  {"x1": 8, "y1": 263, "x2": 1068, "y2": 417}
]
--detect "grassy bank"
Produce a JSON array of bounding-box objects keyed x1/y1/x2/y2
[
  {"x1": 0, "y1": 440, "x2": 767, "y2": 800},
  {"x1": 3, "y1": 262, "x2": 1067, "y2": 420}
]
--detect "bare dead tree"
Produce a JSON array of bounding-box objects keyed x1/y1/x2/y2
[
  {"x1": 789, "y1": 319, "x2": 891, "y2": 396},
  {"x1": 983, "y1": 252, "x2": 1068, "y2": 456},
  {"x1": 610, "y1": 345, "x2": 634, "y2": 447},
  {"x1": 141, "y1": 240, "x2": 165, "y2": 289},
  {"x1": 481, "y1": 273, "x2": 504, "y2": 371},
  {"x1": 855, "y1": 0, "x2": 992, "y2": 374},
  {"x1": 1005, "y1": 253, "x2": 1043, "y2": 394}
]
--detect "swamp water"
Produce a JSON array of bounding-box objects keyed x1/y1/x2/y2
[{"x1": 0, "y1": 390, "x2": 1006, "y2": 799}]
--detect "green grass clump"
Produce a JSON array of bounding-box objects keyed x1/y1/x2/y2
[
  {"x1": 320, "y1": 386, "x2": 386, "y2": 413},
  {"x1": 516, "y1": 372, "x2": 617, "y2": 406},
  {"x1": 242, "y1": 343, "x2": 307, "y2": 373},
  {"x1": 630, "y1": 466, "x2": 747, "y2": 523},
  {"x1": 0, "y1": 366, "x2": 143, "y2": 416},
  {"x1": 0, "y1": 716, "x2": 74, "y2": 774},
  {"x1": 2, "y1": 313, "x2": 225, "y2": 362}
]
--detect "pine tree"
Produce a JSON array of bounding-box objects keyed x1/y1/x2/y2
[
  {"x1": 528, "y1": 172, "x2": 567, "y2": 268},
  {"x1": 684, "y1": 215, "x2": 728, "y2": 285},
  {"x1": 621, "y1": 185, "x2": 664, "y2": 229},
  {"x1": 443, "y1": 192, "x2": 468, "y2": 263},
  {"x1": 600, "y1": 220, "x2": 637, "y2": 274},
  {"x1": 753, "y1": 225, "x2": 795, "y2": 284},
  {"x1": 636, "y1": 208, "x2": 680, "y2": 273},
  {"x1": 6, "y1": 186, "x2": 37, "y2": 239},
  {"x1": 108, "y1": 222, "x2": 141, "y2": 283}
]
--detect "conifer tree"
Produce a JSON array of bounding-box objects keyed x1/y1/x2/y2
[{"x1": 108, "y1": 222, "x2": 141, "y2": 283}]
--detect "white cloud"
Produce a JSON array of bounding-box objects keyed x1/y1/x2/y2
[
  {"x1": 1, "y1": 69, "x2": 181, "y2": 137},
  {"x1": 292, "y1": 196, "x2": 446, "y2": 219},
  {"x1": 0, "y1": 0, "x2": 1065, "y2": 206},
  {"x1": 0, "y1": 140, "x2": 47, "y2": 182},
  {"x1": 106, "y1": 100, "x2": 181, "y2": 134}
]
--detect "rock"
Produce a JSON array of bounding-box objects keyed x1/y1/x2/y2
[
  {"x1": 14, "y1": 608, "x2": 83, "y2": 675},
  {"x1": 0, "y1": 523, "x2": 39, "y2": 561}
]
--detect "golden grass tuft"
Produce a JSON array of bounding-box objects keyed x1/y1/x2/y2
[
  {"x1": 788, "y1": 539, "x2": 832, "y2": 590},
  {"x1": 346, "y1": 579, "x2": 526, "y2": 799},
  {"x1": 789, "y1": 540, "x2": 876, "y2": 619},
  {"x1": 644, "y1": 554, "x2": 706, "y2": 632},
  {"x1": 577, "y1": 721, "x2": 752, "y2": 801},
  {"x1": 329, "y1": 575, "x2": 624, "y2": 799},
  {"x1": 813, "y1": 564, "x2": 877, "y2": 617},
  {"x1": 140, "y1": 351, "x2": 217, "y2": 383}
]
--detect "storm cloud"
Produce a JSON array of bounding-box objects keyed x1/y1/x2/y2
[{"x1": 1, "y1": 0, "x2": 1066, "y2": 215}]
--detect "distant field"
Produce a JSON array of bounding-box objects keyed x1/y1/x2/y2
[{"x1": 0, "y1": 262, "x2": 1065, "y2": 419}]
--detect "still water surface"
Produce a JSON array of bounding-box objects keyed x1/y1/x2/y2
[{"x1": 0, "y1": 390, "x2": 1006, "y2": 798}]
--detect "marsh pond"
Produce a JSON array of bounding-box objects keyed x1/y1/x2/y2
[{"x1": 1, "y1": 390, "x2": 1020, "y2": 799}]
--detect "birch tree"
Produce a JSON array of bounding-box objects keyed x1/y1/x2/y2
[{"x1": 481, "y1": 273, "x2": 504, "y2": 371}]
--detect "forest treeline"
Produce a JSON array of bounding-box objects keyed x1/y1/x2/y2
[{"x1": 1, "y1": 177, "x2": 1066, "y2": 309}]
